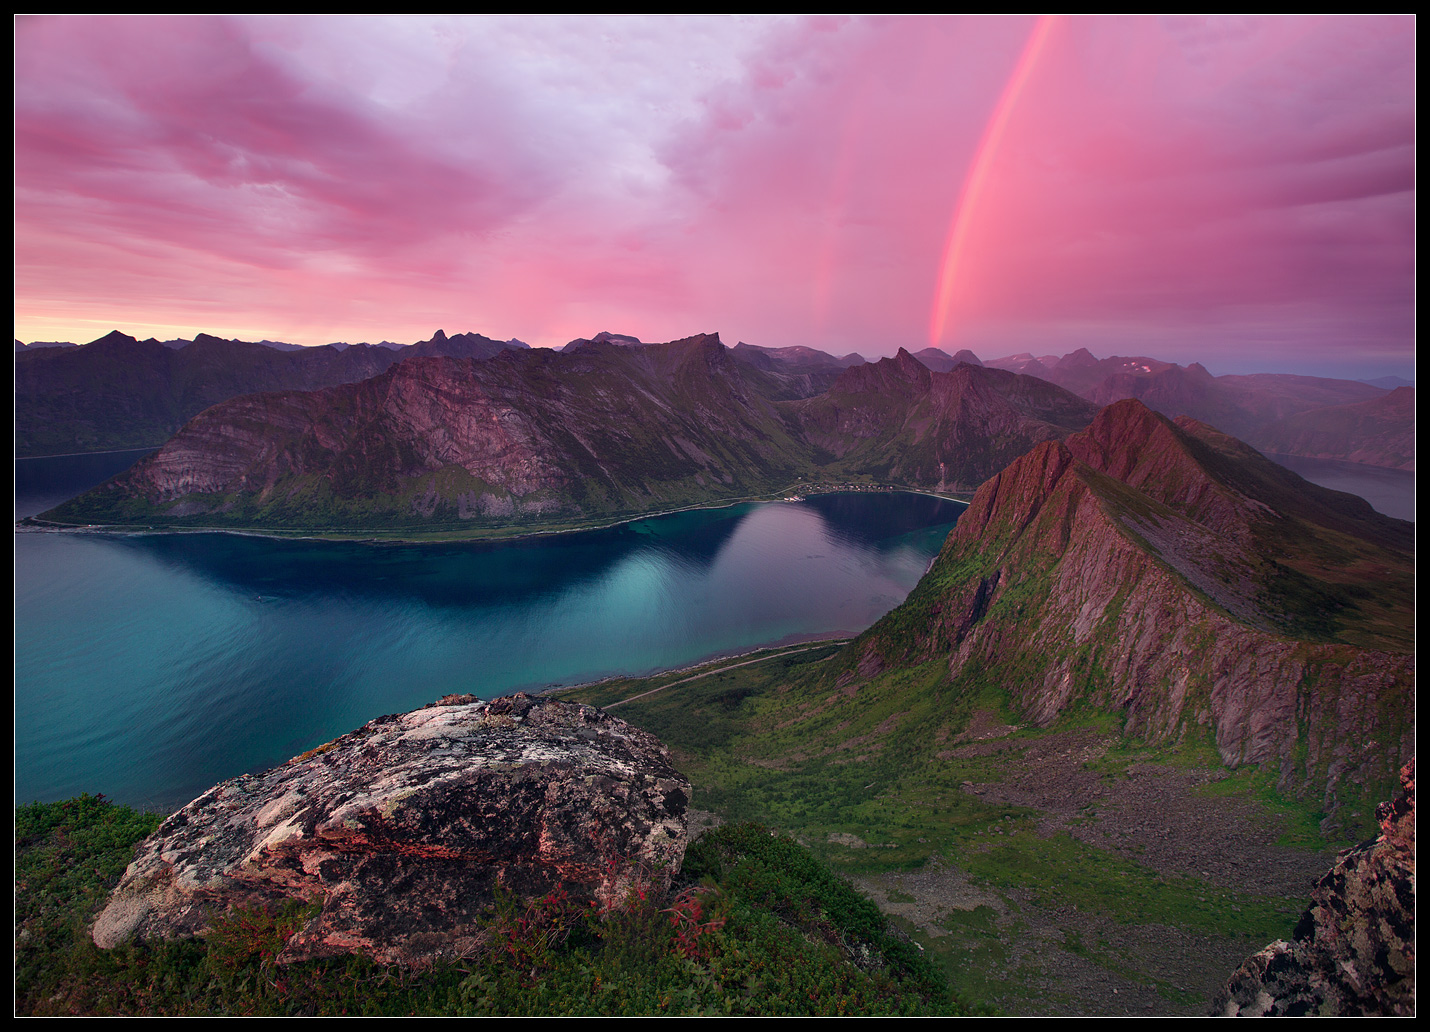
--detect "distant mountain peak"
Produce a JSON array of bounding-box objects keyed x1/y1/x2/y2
[
  {"x1": 563, "y1": 331, "x2": 645, "y2": 352},
  {"x1": 1058, "y1": 347, "x2": 1100, "y2": 368},
  {"x1": 911, "y1": 347, "x2": 984, "y2": 372},
  {"x1": 87, "y1": 329, "x2": 136, "y2": 345},
  {"x1": 830, "y1": 347, "x2": 933, "y2": 395},
  {"x1": 892, "y1": 347, "x2": 929, "y2": 378},
  {"x1": 590, "y1": 331, "x2": 643, "y2": 346}
]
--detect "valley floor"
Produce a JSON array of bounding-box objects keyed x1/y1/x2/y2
[
  {"x1": 848, "y1": 722, "x2": 1333, "y2": 1015},
  {"x1": 563, "y1": 647, "x2": 1343, "y2": 1016}
]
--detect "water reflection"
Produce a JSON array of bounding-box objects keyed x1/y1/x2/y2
[{"x1": 16, "y1": 485, "x2": 964, "y2": 812}]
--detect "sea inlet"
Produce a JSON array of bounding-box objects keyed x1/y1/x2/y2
[{"x1": 16, "y1": 450, "x2": 964, "y2": 812}]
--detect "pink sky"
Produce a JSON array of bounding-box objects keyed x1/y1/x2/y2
[{"x1": 14, "y1": 15, "x2": 1415, "y2": 378}]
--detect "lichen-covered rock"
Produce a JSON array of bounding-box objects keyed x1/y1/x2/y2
[
  {"x1": 92, "y1": 693, "x2": 691, "y2": 966},
  {"x1": 1212, "y1": 759, "x2": 1414, "y2": 1015}
]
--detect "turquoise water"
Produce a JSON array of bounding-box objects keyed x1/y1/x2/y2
[{"x1": 16, "y1": 459, "x2": 964, "y2": 811}]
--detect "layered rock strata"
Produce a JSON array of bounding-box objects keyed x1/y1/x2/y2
[
  {"x1": 92, "y1": 693, "x2": 691, "y2": 966},
  {"x1": 1213, "y1": 759, "x2": 1415, "y2": 1015}
]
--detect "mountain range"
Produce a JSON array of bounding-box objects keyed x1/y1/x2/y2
[
  {"x1": 983, "y1": 348, "x2": 1412, "y2": 469},
  {"x1": 41, "y1": 335, "x2": 1096, "y2": 533},
  {"x1": 14, "y1": 329, "x2": 528, "y2": 457},
  {"x1": 18, "y1": 333, "x2": 1410, "y2": 473}
]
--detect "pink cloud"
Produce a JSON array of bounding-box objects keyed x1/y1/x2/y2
[{"x1": 14, "y1": 16, "x2": 1414, "y2": 377}]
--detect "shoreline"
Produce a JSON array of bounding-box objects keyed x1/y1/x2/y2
[
  {"x1": 17, "y1": 485, "x2": 975, "y2": 547},
  {"x1": 16, "y1": 446, "x2": 161, "y2": 461},
  {"x1": 542, "y1": 633, "x2": 856, "y2": 698}
]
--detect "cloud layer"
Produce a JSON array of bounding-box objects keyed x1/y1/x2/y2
[{"x1": 15, "y1": 15, "x2": 1414, "y2": 376}]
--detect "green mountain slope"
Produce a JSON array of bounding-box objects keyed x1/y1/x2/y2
[{"x1": 842, "y1": 399, "x2": 1412, "y2": 828}]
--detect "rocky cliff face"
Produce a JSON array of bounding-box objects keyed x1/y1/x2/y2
[
  {"x1": 92, "y1": 693, "x2": 691, "y2": 967},
  {"x1": 858, "y1": 399, "x2": 1413, "y2": 828},
  {"x1": 1212, "y1": 759, "x2": 1414, "y2": 1015}
]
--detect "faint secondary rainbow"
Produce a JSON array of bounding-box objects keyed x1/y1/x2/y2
[{"x1": 928, "y1": 15, "x2": 1056, "y2": 348}]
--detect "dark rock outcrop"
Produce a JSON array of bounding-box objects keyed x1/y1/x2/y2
[
  {"x1": 1212, "y1": 759, "x2": 1415, "y2": 1015},
  {"x1": 92, "y1": 693, "x2": 691, "y2": 967}
]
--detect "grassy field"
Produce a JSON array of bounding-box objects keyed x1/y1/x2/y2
[{"x1": 555, "y1": 645, "x2": 1344, "y2": 1015}]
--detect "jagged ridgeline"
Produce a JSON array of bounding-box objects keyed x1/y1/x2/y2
[
  {"x1": 838, "y1": 399, "x2": 1413, "y2": 832},
  {"x1": 41, "y1": 335, "x2": 1096, "y2": 534},
  {"x1": 14, "y1": 328, "x2": 529, "y2": 457}
]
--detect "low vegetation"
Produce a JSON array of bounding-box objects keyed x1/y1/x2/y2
[
  {"x1": 559, "y1": 646, "x2": 1345, "y2": 1014},
  {"x1": 16, "y1": 795, "x2": 965, "y2": 1016},
  {"x1": 17, "y1": 640, "x2": 1353, "y2": 1016}
]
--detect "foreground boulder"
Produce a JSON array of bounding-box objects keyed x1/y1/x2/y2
[
  {"x1": 92, "y1": 693, "x2": 691, "y2": 966},
  {"x1": 1212, "y1": 759, "x2": 1414, "y2": 1015}
]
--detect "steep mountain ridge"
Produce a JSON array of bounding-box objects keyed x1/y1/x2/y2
[
  {"x1": 850, "y1": 399, "x2": 1412, "y2": 828},
  {"x1": 47, "y1": 334, "x2": 813, "y2": 531}
]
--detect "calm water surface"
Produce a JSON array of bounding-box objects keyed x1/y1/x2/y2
[
  {"x1": 16, "y1": 453, "x2": 964, "y2": 811},
  {"x1": 1264, "y1": 453, "x2": 1414, "y2": 522},
  {"x1": 17, "y1": 447, "x2": 1409, "y2": 813}
]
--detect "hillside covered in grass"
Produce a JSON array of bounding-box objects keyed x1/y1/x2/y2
[{"x1": 560, "y1": 643, "x2": 1347, "y2": 1014}]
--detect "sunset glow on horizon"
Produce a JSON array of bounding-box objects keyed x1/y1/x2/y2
[{"x1": 14, "y1": 15, "x2": 1415, "y2": 379}]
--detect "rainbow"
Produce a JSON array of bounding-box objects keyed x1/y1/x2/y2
[{"x1": 929, "y1": 15, "x2": 1057, "y2": 348}]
